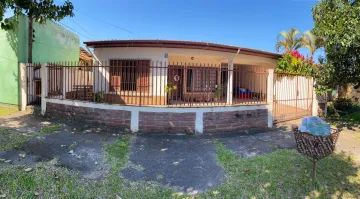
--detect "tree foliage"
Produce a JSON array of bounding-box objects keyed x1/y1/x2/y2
[
  {"x1": 0, "y1": 0, "x2": 74, "y2": 30},
  {"x1": 301, "y1": 30, "x2": 325, "y2": 57},
  {"x1": 312, "y1": 0, "x2": 360, "y2": 92},
  {"x1": 276, "y1": 28, "x2": 303, "y2": 52}
]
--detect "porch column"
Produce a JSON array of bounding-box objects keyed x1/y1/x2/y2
[
  {"x1": 41, "y1": 63, "x2": 48, "y2": 115},
  {"x1": 19, "y1": 63, "x2": 27, "y2": 111},
  {"x1": 226, "y1": 59, "x2": 233, "y2": 105},
  {"x1": 267, "y1": 69, "x2": 274, "y2": 128},
  {"x1": 312, "y1": 80, "x2": 318, "y2": 116}
]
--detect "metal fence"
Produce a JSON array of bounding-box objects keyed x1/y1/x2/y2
[
  {"x1": 26, "y1": 63, "x2": 41, "y2": 106},
  {"x1": 45, "y1": 61, "x2": 269, "y2": 107},
  {"x1": 233, "y1": 64, "x2": 268, "y2": 105},
  {"x1": 273, "y1": 73, "x2": 314, "y2": 123}
]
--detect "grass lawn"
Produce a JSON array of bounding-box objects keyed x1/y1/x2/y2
[
  {"x1": 329, "y1": 102, "x2": 360, "y2": 124},
  {"x1": 199, "y1": 142, "x2": 360, "y2": 199},
  {"x1": 0, "y1": 125, "x2": 60, "y2": 150},
  {"x1": 1, "y1": 134, "x2": 359, "y2": 198},
  {"x1": 0, "y1": 106, "x2": 18, "y2": 117},
  {"x1": 342, "y1": 111, "x2": 360, "y2": 123},
  {"x1": 0, "y1": 135, "x2": 174, "y2": 198}
]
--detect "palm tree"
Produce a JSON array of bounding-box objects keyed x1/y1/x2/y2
[
  {"x1": 276, "y1": 28, "x2": 303, "y2": 52},
  {"x1": 301, "y1": 31, "x2": 324, "y2": 57}
]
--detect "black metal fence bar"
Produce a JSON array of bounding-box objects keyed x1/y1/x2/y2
[
  {"x1": 45, "y1": 61, "x2": 269, "y2": 107},
  {"x1": 26, "y1": 63, "x2": 41, "y2": 106},
  {"x1": 232, "y1": 65, "x2": 269, "y2": 105}
]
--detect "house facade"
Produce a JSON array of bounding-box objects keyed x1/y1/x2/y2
[
  {"x1": 346, "y1": 85, "x2": 360, "y2": 102},
  {"x1": 37, "y1": 40, "x2": 316, "y2": 133},
  {"x1": 85, "y1": 40, "x2": 278, "y2": 106}
]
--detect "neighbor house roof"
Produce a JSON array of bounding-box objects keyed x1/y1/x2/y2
[
  {"x1": 83, "y1": 39, "x2": 282, "y2": 59},
  {"x1": 79, "y1": 47, "x2": 93, "y2": 62}
]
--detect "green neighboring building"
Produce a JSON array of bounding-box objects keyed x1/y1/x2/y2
[{"x1": 0, "y1": 15, "x2": 79, "y2": 106}]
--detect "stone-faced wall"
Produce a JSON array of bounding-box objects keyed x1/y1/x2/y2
[
  {"x1": 203, "y1": 109, "x2": 268, "y2": 132},
  {"x1": 139, "y1": 112, "x2": 196, "y2": 133},
  {"x1": 46, "y1": 102, "x2": 131, "y2": 128}
]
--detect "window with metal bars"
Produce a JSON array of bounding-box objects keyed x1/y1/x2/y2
[
  {"x1": 186, "y1": 68, "x2": 217, "y2": 92},
  {"x1": 109, "y1": 60, "x2": 150, "y2": 92}
]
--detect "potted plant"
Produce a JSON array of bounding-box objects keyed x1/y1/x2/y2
[
  {"x1": 95, "y1": 91, "x2": 105, "y2": 103},
  {"x1": 165, "y1": 83, "x2": 177, "y2": 104},
  {"x1": 214, "y1": 86, "x2": 223, "y2": 102}
]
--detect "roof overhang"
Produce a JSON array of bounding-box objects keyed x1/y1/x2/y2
[{"x1": 84, "y1": 40, "x2": 282, "y2": 60}]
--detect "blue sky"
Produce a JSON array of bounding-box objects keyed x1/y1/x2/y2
[{"x1": 6, "y1": 0, "x2": 322, "y2": 58}]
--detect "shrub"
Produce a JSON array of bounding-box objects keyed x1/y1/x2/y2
[
  {"x1": 95, "y1": 91, "x2": 105, "y2": 103},
  {"x1": 333, "y1": 98, "x2": 353, "y2": 111},
  {"x1": 327, "y1": 103, "x2": 339, "y2": 117},
  {"x1": 276, "y1": 50, "x2": 318, "y2": 77}
]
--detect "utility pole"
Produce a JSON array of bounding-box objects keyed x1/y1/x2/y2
[{"x1": 28, "y1": 16, "x2": 33, "y2": 63}]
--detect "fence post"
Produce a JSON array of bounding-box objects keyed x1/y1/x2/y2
[
  {"x1": 267, "y1": 69, "x2": 274, "y2": 128},
  {"x1": 312, "y1": 79, "x2": 319, "y2": 116},
  {"x1": 226, "y1": 59, "x2": 233, "y2": 105},
  {"x1": 130, "y1": 109, "x2": 139, "y2": 132},
  {"x1": 19, "y1": 63, "x2": 27, "y2": 111},
  {"x1": 62, "y1": 67, "x2": 66, "y2": 99},
  {"x1": 41, "y1": 63, "x2": 48, "y2": 115}
]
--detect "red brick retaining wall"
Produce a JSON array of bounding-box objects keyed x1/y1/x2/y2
[
  {"x1": 139, "y1": 112, "x2": 196, "y2": 133},
  {"x1": 46, "y1": 102, "x2": 131, "y2": 128},
  {"x1": 203, "y1": 109, "x2": 268, "y2": 132},
  {"x1": 46, "y1": 102, "x2": 268, "y2": 133}
]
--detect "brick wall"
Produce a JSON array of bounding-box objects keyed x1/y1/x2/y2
[
  {"x1": 46, "y1": 102, "x2": 131, "y2": 128},
  {"x1": 46, "y1": 102, "x2": 268, "y2": 133},
  {"x1": 203, "y1": 109, "x2": 268, "y2": 132},
  {"x1": 139, "y1": 112, "x2": 196, "y2": 133}
]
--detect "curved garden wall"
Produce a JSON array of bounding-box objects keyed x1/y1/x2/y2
[{"x1": 45, "y1": 98, "x2": 269, "y2": 134}]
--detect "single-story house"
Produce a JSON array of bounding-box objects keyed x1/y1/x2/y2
[
  {"x1": 82, "y1": 40, "x2": 279, "y2": 106},
  {"x1": 39, "y1": 39, "x2": 316, "y2": 133}
]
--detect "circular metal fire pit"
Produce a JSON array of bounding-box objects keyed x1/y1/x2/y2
[{"x1": 292, "y1": 125, "x2": 340, "y2": 189}]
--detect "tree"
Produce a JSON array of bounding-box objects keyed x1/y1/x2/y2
[
  {"x1": 0, "y1": 0, "x2": 74, "y2": 62},
  {"x1": 276, "y1": 28, "x2": 303, "y2": 52},
  {"x1": 312, "y1": 0, "x2": 360, "y2": 93},
  {"x1": 0, "y1": 0, "x2": 74, "y2": 30},
  {"x1": 301, "y1": 30, "x2": 324, "y2": 57}
]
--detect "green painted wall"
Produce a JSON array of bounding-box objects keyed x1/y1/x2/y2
[
  {"x1": 33, "y1": 20, "x2": 79, "y2": 62},
  {"x1": 17, "y1": 15, "x2": 28, "y2": 63},
  {"x1": 0, "y1": 27, "x2": 20, "y2": 105},
  {"x1": 0, "y1": 15, "x2": 79, "y2": 105}
]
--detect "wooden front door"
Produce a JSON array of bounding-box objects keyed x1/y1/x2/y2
[{"x1": 168, "y1": 67, "x2": 183, "y2": 100}]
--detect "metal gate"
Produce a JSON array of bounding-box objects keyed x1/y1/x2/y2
[
  {"x1": 26, "y1": 64, "x2": 41, "y2": 106},
  {"x1": 273, "y1": 73, "x2": 313, "y2": 123}
]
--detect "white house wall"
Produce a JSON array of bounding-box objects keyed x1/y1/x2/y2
[
  {"x1": 92, "y1": 47, "x2": 277, "y2": 96},
  {"x1": 63, "y1": 68, "x2": 93, "y2": 93}
]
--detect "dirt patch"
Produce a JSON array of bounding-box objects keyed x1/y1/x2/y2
[
  {"x1": 0, "y1": 113, "x2": 125, "y2": 179},
  {"x1": 121, "y1": 134, "x2": 224, "y2": 195},
  {"x1": 217, "y1": 130, "x2": 296, "y2": 158}
]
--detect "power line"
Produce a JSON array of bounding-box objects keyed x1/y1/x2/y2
[
  {"x1": 69, "y1": 18, "x2": 94, "y2": 39},
  {"x1": 74, "y1": 9, "x2": 138, "y2": 36},
  {"x1": 58, "y1": 21, "x2": 93, "y2": 40}
]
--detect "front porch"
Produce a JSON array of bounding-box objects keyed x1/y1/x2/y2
[
  {"x1": 40, "y1": 51, "x2": 274, "y2": 108},
  {"x1": 166, "y1": 53, "x2": 270, "y2": 106}
]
